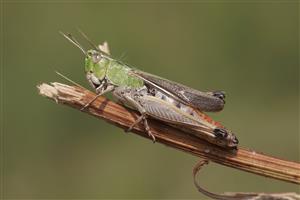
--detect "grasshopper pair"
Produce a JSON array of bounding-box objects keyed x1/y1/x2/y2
[{"x1": 61, "y1": 32, "x2": 238, "y2": 149}]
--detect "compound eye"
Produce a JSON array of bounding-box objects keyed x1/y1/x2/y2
[
  {"x1": 92, "y1": 53, "x2": 101, "y2": 63},
  {"x1": 87, "y1": 51, "x2": 93, "y2": 57}
]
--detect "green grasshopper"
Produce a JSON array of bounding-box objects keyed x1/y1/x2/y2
[{"x1": 61, "y1": 32, "x2": 238, "y2": 148}]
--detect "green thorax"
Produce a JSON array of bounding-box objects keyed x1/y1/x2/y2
[
  {"x1": 85, "y1": 52, "x2": 144, "y2": 88},
  {"x1": 106, "y1": 59, "x2": 144, "y2": 88}
]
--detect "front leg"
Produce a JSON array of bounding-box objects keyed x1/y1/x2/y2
[{"x1": 81, "y1": 83, "x2": 115, "y2": 110}]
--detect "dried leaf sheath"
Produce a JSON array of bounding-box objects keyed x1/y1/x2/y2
[
  {"x1": 193, "y1": 160, "x2": 300, "y2": 200},
  {"x1": 37, "y1": 82, "x2": 300, "y2": 184}
]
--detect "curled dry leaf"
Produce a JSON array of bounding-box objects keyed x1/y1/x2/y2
[{"x1": 193, "y1": 160, "x2": 300, "y2": 200}]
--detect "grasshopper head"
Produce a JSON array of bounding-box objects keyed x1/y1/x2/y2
[
  {"x1": 85, "y1": 49, "x2": 109, "y2": 89},
  {"x1": 85, "y1": 50, "x2": 102, "y2": 72},
  {"x1": 60, "y1": 32, "x2": 110, "y2": 90}
]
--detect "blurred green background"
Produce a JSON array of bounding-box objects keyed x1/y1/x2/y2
[{"x1": 1, "y1": 1, "x2": 299, "y2": 199}]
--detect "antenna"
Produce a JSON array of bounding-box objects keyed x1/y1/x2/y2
[
  {"x1": 77, "y1": 28, "x2": 99, "y2": 50},
  {"x1": 55, "y1": 70, "x2": 86, "y2": 89},
  {"x1": 77, "y1": 29, "x2": 111, "y2": 56},
  {"x1": 59, "y1": 31, "x2": 86, "y2": 55}
]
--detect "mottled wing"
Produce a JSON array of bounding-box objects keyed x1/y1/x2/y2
[
  {"x1": 140, "y1": 95, "x2": 238, "y2": 148},
  {"x1": 141, "y1": 95, "x2": 216, "y2": 138},
  {"x1": 132, "y1": 70, "x2": 225, "y2": 112}
]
